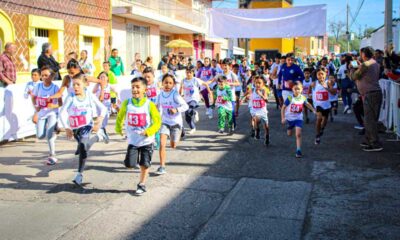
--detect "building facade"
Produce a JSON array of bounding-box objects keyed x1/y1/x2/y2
[
  {"x1": 0, "y1": 0, "x2": 112, "y2": 83},
  {"x1": 295, "y1": 35, "x2": 328, "y2": 56},
  {"x1": 111, "y1": 0, "x2": 221, "y2": 72}
]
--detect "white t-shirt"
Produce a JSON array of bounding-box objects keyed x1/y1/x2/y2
[{"x1": 182, "y1": 77, "x2": 204, "y2": 103}]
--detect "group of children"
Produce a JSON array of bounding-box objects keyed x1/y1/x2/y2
[{"x1": 24, "y1": 56, "x2": 340, "y2": 195}]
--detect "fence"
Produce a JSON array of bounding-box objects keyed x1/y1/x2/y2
[{"x1": 379, "y1": 79, "x2": 400, "y2": 138}]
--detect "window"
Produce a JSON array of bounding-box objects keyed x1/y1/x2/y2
[
  {"x1": 126, "y1": 23, "x2": 149, "y2": 67},
  {"x1": 311, "y1": 40, "x2": 314, "y2": 50},
  {"x1": 160, "y1": 35, "x2": 171, "y2": 57},
  {"x1": 82, "y1": 36, "x2": 94, "y2": 63},
  {"x1": 34, "y1": 28, "x2": 50, "y2": 66},
  {"x1": 35, "y1": 28, "x2": 49, "y2": 38}
]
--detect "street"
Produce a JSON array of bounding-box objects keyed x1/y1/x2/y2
[{"x1": 0, "y1": 102, "x2": 399, "y2": 240}]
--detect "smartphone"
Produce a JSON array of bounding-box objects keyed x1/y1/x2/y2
[{"x1": 351, "y1": 60, "x2": 358, "y2": 68}]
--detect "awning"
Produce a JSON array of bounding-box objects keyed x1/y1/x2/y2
[{"x1": 208, "y1": 4, "x2": 326, "y2": 38}]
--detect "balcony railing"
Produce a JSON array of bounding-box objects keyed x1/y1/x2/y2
[{"x1": 112, "y1": 0, "x2": 207, "y2": 30}]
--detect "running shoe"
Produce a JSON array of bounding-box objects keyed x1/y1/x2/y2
[
  {"x1": 102, "y1": 128, "x2": 110, "y2": 144},
  {"x1": 343, "y1": 106, "x2": 349, "y2": 114},
  {"x1": 354, "y1": 125, "x2": 364, "y2": 130},
  {"x1": 73, "y1": 172, "x2": 83, "y2": 186},
  {"x1": 295, "y1": 149, "x2": 302, "y2": 158},
  {"x1": 218, "y1": 129, "x2": 224, "y2": 134},
  {"x1": 264, "y1": 134, "x2": 270, "y2": 146},
  {"x1": 46, "y1": 157, "x2": 58, "y2": 165},
  {"x1": 315, "y1": 136, "x2": 321, "y2": 145},
  {"x1": 194, "y1": 111, "x2": 199, "y2": 123},
  {"x1": 229, "y1": 127, "x2": 234, "y2": 134},
  {"x1": 359, "y1": 142, "x2": 369, "y2": 147},
  {"x1": 347, "y1": 109, "x2": 352, "y2": 114},
  {"x1": 362, "y1": 145, "x2": 383, "y2": 152},
  {"x1": 135, "y1": 183, "x2": 147, "y2": 195},
  {"x1": 155, "y1": 167, "x2": 166, "y2": 175},
  {"x1": 187, "y1": 128, "x2": 196, "y2": 134}
]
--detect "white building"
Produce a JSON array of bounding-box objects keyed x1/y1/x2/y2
[{"x1": 361, "y1": 18, "x2": 400, "y2": 52}]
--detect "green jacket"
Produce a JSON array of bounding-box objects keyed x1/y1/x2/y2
[{"x1": 109, "y1": 56, "x2": 124, "y2": 76}]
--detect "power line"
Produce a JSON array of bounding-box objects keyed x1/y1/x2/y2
[{"x1": 350, "y1": 0, "x2": 365, "y2": 28}]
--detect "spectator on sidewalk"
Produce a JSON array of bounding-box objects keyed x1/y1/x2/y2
[
  {"x1": 0, "y1": 42, "x2": 17, "y2": 87},
  {"x1": 37, "y1": 43, "x2": 62, "y2": 80},
  {"x1": 157, "y1": 55, "x2": 169, "y2": 70},
  {"x1": 78, "y1": 50, "x2": 95, "y2": 76},
  {"x1": 109, "y1": 48, "x2": 124, "y2": 76},
  {"x1": 350, "y1": 46, "x2": 383, "y2": 152}
]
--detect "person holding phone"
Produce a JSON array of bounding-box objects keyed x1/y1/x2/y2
[{"x1": 109, "y1": 48, "x2": 125, "y2": 76}]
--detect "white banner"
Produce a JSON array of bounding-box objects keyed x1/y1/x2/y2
[
  {"x1": 379, "y1": 79, "x2": 400, "y2": 138},
  {"x1": 208, "y1": 5, "x2": 327, "y2": 38}
]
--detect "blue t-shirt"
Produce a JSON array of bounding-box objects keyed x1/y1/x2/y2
[{"x1": 278, "y1": 63, "x2": 305, "y2": 91}]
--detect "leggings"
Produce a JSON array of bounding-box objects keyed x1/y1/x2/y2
[
  {"x1": 185, "y1": 100, "x2": 198, "y2": 129},
  {"x1": 36, "y1": 114, "x2": 57, "y2": 156},
  {"x1": 218, "y1": 107, "x2": 233, "y2": 129},
  {"x1": 353, "y1": 97, "x2": 364, "y2": 126},
  {"x1": 341, "y1": 89, "x2": 353, "y2": 107},
  {"x1": 200, "y1": 88, "x2": 210, "y2": 108},
  {"x1": 73, "y1": 125, "x2": 99, "y2": 173}
]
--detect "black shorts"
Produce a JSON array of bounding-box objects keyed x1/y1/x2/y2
[
  {"x1": 307, "y1": 98, "x2": 313, "y2": 105},
  {"x1": 330, "y1": 100, "x2": 338, "y2": 109},
  {"x1": 111, "y1": 97, "x2": 117, "y2": 104},
  {"x1": 316, "y1": 106, "x2": 331, "y2": 118},
  {"x1": 124, "y1": 143, "x2": 153, "y2": 168},
  {"x1": 235, "y1": 91, "x2": 241, "y2": 99}
]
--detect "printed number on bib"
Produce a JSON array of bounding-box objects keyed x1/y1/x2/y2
[
  {"x1": 36, "y1": 97, "x2": 49, "y2": 108},
  {"x1": 252, "y1": 99, "x2": 266, "y2": 109},
  {"x1": 69, "y1": 115, "x2": 87, "y2": 128},
  {"x1": 146, "y1": 88, "x2": 157, "y2": 98},
  {"x1": 316, "y1": 91, "x2": 329, "y2": 101},
  {"x1": 127, "y1": 113, "x2": 146, "y2": 127},
  {"x1": 104, "y1": 92, "x2": 110, "y2": 100},
  {"x1": 216, "y1": 96, "x2": 226, "y2": 104},
  {"x1": 290, "y1": 104, "x2": 303, "y2": 113}
]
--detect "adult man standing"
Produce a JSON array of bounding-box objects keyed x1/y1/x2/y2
[
  {"x1": 109, "y1": 48, "x2": 124, "y2": 76},
  {"x1": 350, "y1": 47, "x2": 383, "y2": 152},
  {"x1": 278, "y1": 54, "x2": 305, "y2": 102},
  {"x1": 0, "y1": 42, "x2": 16, "y2": 87},
  {"x1": 37, "y1": 43, "x2": 62, "y2": 80}
]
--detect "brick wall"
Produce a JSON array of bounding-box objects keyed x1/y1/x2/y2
[{"x1": 0, "y1": 0, "x2": 111, "y2": 72}]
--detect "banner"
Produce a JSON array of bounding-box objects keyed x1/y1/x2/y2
[
  {"x1": 208, "y1": 4, "x2": 327, "y2": 38},
  {"x1": 379, "y1": 79, "x2": 400, "y2": 138}
]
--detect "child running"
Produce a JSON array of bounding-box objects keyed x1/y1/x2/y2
[
  {"x1": 311, "y1": 67, "x2": 336, "y2": 145},
  {"x1": 156, "y1": 74, "x2": 189, "y2": 175},
  {"x1": 181, "y1": 65, "x2": 212, "y2": 134},
  {"x1": 24, "y1": 68, "x2": 40, "y2": 99},
  {"x1": 196, "y1": 57, "x2": 216, "y2": 119},
  {"x1": 302, "y1": 68, "x2": 313, "y2": 123},
  {"x1": 93, "y1": 71, "x2": 119, "y2": 143},
  {"x1": 32, "y1": 67, "x2": 62, "y2": 165},
  {"x1": 115, "y1": 77, "x2": 161, "y2": 195},
  {"x1": 328, "y1": 75, "x2": 339, "y2": 122},
  {"x1": 59, "y1": 74, "x2": 106, "y2": 185},
  {"x1": 242, "y1": 76, "x2": 271, "y2": 145},
  {"x1": 281, "y1": 81, "x2": 316, "y2": 158},
  {"x1": 212, "y1": 76, "x2": 233, "y2": 134}
]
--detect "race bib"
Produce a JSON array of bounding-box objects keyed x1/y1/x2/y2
[
  {"x1": 302, "y1": 87, "x2": 309, "y2": 95},
  {"x1": 216, "y1": 96, "x2": 226, "y2": 104},
  {"x1": 252, "y1": 99, "x2": 266, "y2": 109},
  {"x1": 227, "y1": 78, "x2": 233, "y2": 83},
  {"x1": 316, "y1": 91, "x2": 329, "y2": 101},
  {"x1": 184, "y1": 87, "x2": 194, "y2": 96},
  {"x1": 284, "y1": 81, "x2": 293, "y2": 89},
  {"x1": 104, "y1": 92, "x2": 110, "y2": 100},
  {"x1": 127, "y1": 113, "x2": 147, "y2": 127},
  {"x1": 290, "y1": 104, "x2": 303, "y2": 113},
  {"x1": 36, "y1": 97, "x2": 49, "y2": 108},
  {"x1": 146, "y1": 88, "x2": 157, "y2": 98},
  {"x1": 69, "y1": 115, "x2": 87, "y2": 128}
]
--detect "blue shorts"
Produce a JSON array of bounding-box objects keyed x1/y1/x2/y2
[
  {"x1": 287, "y1": 120, "x2": 303, "y2": 130},
  {"x1": 277, "y1": 89, "x2": 283, "y2": 97}
]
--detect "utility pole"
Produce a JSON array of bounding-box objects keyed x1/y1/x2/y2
[
  {"x1": 384, "y1": 0, "x2": 393, "y2": 49},
  {"x1": 346, "y1": 0, "x2": 350, "y2": 52}
]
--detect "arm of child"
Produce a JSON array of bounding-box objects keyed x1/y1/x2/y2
[
  {"x1": 59, "y1": 96, "x2": 73, "y2": 139},
  {"x1": 174, "y1": 93, "x2": 189, "y2": 113},
  {"x1": 115, "y1": 99, "x2": 128, "y2": 136},
  {"x1": 91, "y1": 94, "x2": 107, "y2": 132},
  {"x1": 143, "y1": 102, "x2": 162, "y2": 137},
  {"x1": 281, "y1": 97, "x2": 291, "y2": 124},
  {"x1": 50, "y1": 76, "x2": 69, "y2": 99},
  {"x1": 305, "y1": 101, "x2": 316, "y2": 114}
]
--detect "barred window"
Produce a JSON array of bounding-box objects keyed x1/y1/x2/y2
[{"x1": 35, "y1": 28, "x2": 49, "y2": 38}]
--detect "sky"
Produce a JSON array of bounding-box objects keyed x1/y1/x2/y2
[{"x1": 212, "y1": 0, "x2": 400, "y2": 33}]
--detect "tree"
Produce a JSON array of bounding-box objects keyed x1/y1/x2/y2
[
  {"x1": 329, "y1": 21, "x2": 346, "y2": 42},
  {"x1": 363, "y1": 27, "x2": 376, "y2": 38}
]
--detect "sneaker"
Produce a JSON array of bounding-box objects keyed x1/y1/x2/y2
[
  {"x1": 207, "y1": 108, "x2": 213, "y2": 119},
  {"x1": 73, "y1": 172, "x2": 83, "y2": 186},
  {"x1": 359, "y1": 142, "x2": 369, "y2": 147},
  {"x1": 46, "y1": 157, "x2": 58, "y2": 165},
  {"x1": 255, "y1": 129, "x2": 260, "y2": 140},
  {"x1": 354, "y1": 125, "x2": 364, "y2": 130},
  {"x1": 187, "y1": 128, "x2": 196, "y2": 134},
  {"x1": 250, "y1": 129, "x2": 255, "y2": 138},
  {"x1": 362, "y1": 145, "x2": 383, "y2": 152},
  {"x1": 218, "y1": 129, "x2": 224, "y2": 134},
  {"x1": 264, "y1": 134, "x2": 270, "y2": 146},
  {"x1": 102, "y1": 129, "x2": 110, "y2": 144},
  {"x1": 229, "y1": 127, "x2": 234, "y2": 134},
  {"x1": 343, "y1": 105, "x2": 349, "y2": 114},
  {"x1": 295, "y1": 149, "x2": 302, "y2": 158},
  {"x1": 347, "y1": 109, "x2": 352, "y2": 114},
  {"x1": 155, "y1": 167, "x2": 166, "y2": 175},
  {"x1": 194, "y1": 111, "x2": 199, "y2": 123},
  {"x1": 315, "y1": 136, "x2": 321, "y2": 145},
  {"x1": 135, "y1": 183, "x2": 147, "y2": 195}
]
